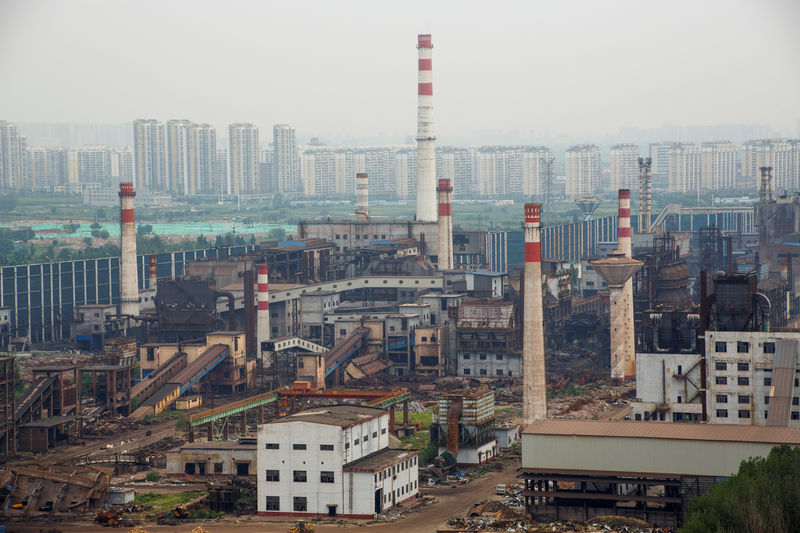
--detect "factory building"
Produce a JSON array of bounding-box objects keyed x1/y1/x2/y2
[
  {"x1": 521, "y1": 419, "x2": 800, "y2": 527},
  {"x1": 167, "y1": 440, "x2": 256, "y2": 478},
  {"x1": 257, "y1": 405, "x2": 418, "y2": 518},
  {"x1": 455, "y1": 301, "x2": 521, "y2": 378},
  {"x1": 429, "y1": 389, "x2": 497, "y2": 465}
]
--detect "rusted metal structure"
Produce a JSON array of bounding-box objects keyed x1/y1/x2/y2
[
  {"x1": 0, "y1": 357, "x2": 15, "y2": 457},
  {"x1": 429, "y1": 389, "x2": 497, "y2": 465}
]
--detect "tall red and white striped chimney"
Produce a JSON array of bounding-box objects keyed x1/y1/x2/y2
[
  {"x1": 618, "y1": 189, "x2": 635, "y2": 379},
  {"x1": 437, "y1": 178, "x2": 453, "y2": 270},
  {"x1": 415, "y1": 33, "x2": 437, "y2": 222},
  {"x1": 523, "y1": 203, "x2": 547, "y2": 425},
  {"x1": 119, "y1": 182, "x2": 139, "y2": 316},
  {"x1": 257, "y1": 263, "x2": 270, "y2": 359}
]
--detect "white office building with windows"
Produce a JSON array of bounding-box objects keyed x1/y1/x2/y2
[{"x1": 257, "y1": 405, "x2": 419, "y2": 518}]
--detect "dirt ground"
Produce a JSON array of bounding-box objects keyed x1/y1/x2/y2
[{"x1": 8, "y1": 463, "x2": 520, "y2": 533}]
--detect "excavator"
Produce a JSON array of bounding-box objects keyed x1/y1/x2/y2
[{"x1": 288, "y1": 521, "x2": 314, "y2": 533}]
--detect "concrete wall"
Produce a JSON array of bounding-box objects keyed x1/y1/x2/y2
[
  {"x1": 166, "y1": 446, "x2": 256, "y2": 477},
  {"x1": 438, "y1": 440, "x2": 498, "y2": 465},
  {"x1": 522, "y1": 432, "x2": 786, "y2": 477},
  {"x1": 373, "y1": 457, "x2": 419, "y2": 511}
]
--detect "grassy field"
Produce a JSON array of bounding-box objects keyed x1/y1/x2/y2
[{"x1": 132, "y1": 491, "x2": 205, "y2": 517}]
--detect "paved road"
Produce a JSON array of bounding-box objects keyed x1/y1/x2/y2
[{"x1": 11, "y1": 461, "x2": 521, "y2": 533}]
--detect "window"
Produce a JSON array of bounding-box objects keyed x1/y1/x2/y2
[
  {"x1": 716, "y1": 376, "x2": 728, "y2": 385},
  {"x1": 320, "y1": 471, "x2": 334, "y2": 483},
  {"x1": 738, "y1": 377, "x2": 750, "y2": 386},
  {"x1": 213, "y1": 462, "x2": 223, "y2": 473},
  {"x1": 293, "y1": 497, "x2": 307, "y2": 512},
  {"x1": 716, "y1": 409, "x2": 728, "y2": 418},
  {"x1": 381, "y1": 428, "x2": 387, "y2": 434},
  {"x1": 293, "y1": 471, "x2": 307, "y2": 482},
  {"x1": 345, "y1": 442, "x2": 350, "y2": 449},
  {"x1": 373, "y1": 432, "x2": 377, "y2": 438},
  {"x1": 496, "y1": 354, "x2": 503, "y2": 361},
  {"x1": 363, "y1": 434, "x2": 368, "y2": 442},
  {"x1": 737, "y1": 342, "x2": 750, "y2": 353},
  {"x1": 677, "y1": 365, "x2": 683, "y2": 375},
  {"x1": 354, "y1": 438, "x2": 359, "y2": 445},
  {"x1": 293, "y1": 443, "x2": 307, "y2": 450},
  {"x1": 265, "y1": 470, "x2": 280, "y2": 482},
  {"x1": 496, "y1": 369, "x2": 504, "y2": 376},
  {"x1": 716, "y1": 394, "x2": 727, "y2": 403},
  {"x1": 480, "y1": 369, "x2": 487, "y2": 376},
  {"x1": 792, "y1": 412, "x2": 800, "y2": 420},
  {"x1": 764, "y1": 342, "x2": 776, "y2": 353},
  {"x1": 794, "y1": 397, "x2": 800, "y2": 406},
  {"x1": 715, "y1": 361, "x2": 727, "y2": 371},
  {"x1": 765, "y1": 396, "x2": 771, "y2": 405},
  {"x1": 462, "y1": 354, "x2": 470, "y2": 360},
  {"x1": 715, "y1": 342, "x2": 727, "y2": 352},
  {"x1": 737, "y1": 362, "x2": 750, "y2": 371},
  {"x1": 764, "y1": 377, "x2": 773, "y2": 386},
  {"x1": 265, "y1": 443, "x2": 279, "y2": 450},
  {"x1": 479, "y1": 354, "x2": 487, "y2": 360},
  {"x1": 421, "y1": 336, "x2": 427, "y2": 342},
  {"x1": 463, "y1": 369, "x2": 470, "y2": 375},
  {"x1": 340, "y1": 329, "x2": 346, "y2": 336},
  {"x1": 265, "y1": 496, "x2": 279, "y2": 511},
  {"x1": 738, "y1": 410, "x2": 751, "y2": 419},
  {"x1": 320, "y1": 444, "x2": 334, "y2": 451},
  {"x1": 738, "y1": 395, "x2": 749, "y2": 404}
]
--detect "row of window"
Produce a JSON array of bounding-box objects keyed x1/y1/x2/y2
[
  {"x1": 265, "y1": 496, "x2": 306, "y2": 512},
  {"x1": 717, "y1": 394, "x2": 800, "y2": 405},
  {"x1": 335, "y1": 234, "x2": 389, "y2": 240},
  {"x1": 264, "y1": 443, "x2": 336, "y2": 451},
  {"x1": 462, "y1": 354, "x2": 504, "y2": 361},
  {"x1": 716, "y1": 409, "x2": 800, "y2": 420},
  {"x1": 374, "y1": 456, "x2": 417, "y2": 482},
  {"x1": 383, "y1": 480, "x2": 417, "y2": 504},
  {"x1": 715, "y1": 376, "x2": 800, "y2": 387},
  {"x1": 714, "y1": 361, "x2": 752, "y2": 371},
  {"x1": 714, "y1": 341, "x2": 775, "y2": 354},
  {"x1": 463, "y1": 368, "x2": 510, "y2": 376},
  {"x1": 265, "y1": 470, "x2": 335, "y2": 483}
]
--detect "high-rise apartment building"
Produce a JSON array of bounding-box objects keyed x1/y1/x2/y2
[
  {"x1": 228, "y1": 123, "x2": 259, "y2": 196},
  {"x1": 188, "y1": 124, "x2": 216, "y2": 195},
  {"x1": 273, "y1": 124, "x2": 298, "y2": 193},
  {"x1": 667, "y1": 143, "x2": 703, "y2": 193},
  {"x1": 701, "y1": 140, "x2": 737, "y2": 190},
  {"x1": 167, "y1": 119, "x2": 192, "y2": 195},
  {"x1": 477, "y1": 146, "x2": 552, "y2": 198},
  {"x1": 395, "y1": 148, "x2": 417, "y2": 200},
  {"x1": 609, "y1": 144, "x2": 640, "y2": 191},
  {"x1": 300, "y1": 147, "x2": 339, "y2": 198},
  {"x1": 741, "y1": 139, "x2": 800, "y2": 193},
  {"x1": 565, "y1": 144, "x2": 600, "y2": 197},
  {"x1": 436, "y1": 147, "x2": 474, "y2": 200},
  {"x1": 0, "y1": 121, "x2": 29, "y2": 191},
  {"x1": 111, "y1": 147, "x2": 134, "y2": 182},
  {"x1": 68, "y1": 145, "x2": 112, "y2": 184},
  {"x1": 216, "y1": 147, "x2": 229, "y2": 197},
  {"x1": 353, "y1": 148, "x2": 394, "y2": 198},
  {"x1": 28, "y1": 147, "x2": 67, "y2": 189},
  {"x1": 648, "y1": 142, "x2": 678, "y2": 185},
  {"x1": 259, "y1": 148, "x2": 274, "y2": 194},
  {"x1": 133, "y1": 119, "x2": 166, "y2": 191}
]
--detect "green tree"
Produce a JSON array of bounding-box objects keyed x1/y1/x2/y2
[
  {"x1": 95, "y1": 208, "x2": 106, "y2": 221},
  {"x1": 267, "y1": 227, "x2": 286, "y2": 241},
  {"x1": 682, "y1": 445, "x2": 800, "y2": 533},
  {"x1": 62, "y1": 222, "x2": 80, "y2": 234},
  {"x1": 99, "y1": 230, "x2": 109, "y2": 239},
  {"x1": 137, "y1": 224, "x2": 153, "y2": 235}
]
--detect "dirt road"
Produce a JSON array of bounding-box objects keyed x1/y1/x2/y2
[{"x1": 9, "y1": 462, "x2": 521, "y2": 533}]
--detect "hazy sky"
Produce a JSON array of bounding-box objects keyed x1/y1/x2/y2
[{"x1": 1, "y1": 0, "x2": 799, "y2": 143}]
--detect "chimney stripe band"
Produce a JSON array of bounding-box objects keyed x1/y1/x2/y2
[
  {"x1": 525, "y1": 242, "x2": 541, "y2": 263},
  {"x1": 418, "y1": 83, "x2": 433, "y2": 96},
  {"x1": 121, "y1": 209, "x2": 134, "y2": 223}
]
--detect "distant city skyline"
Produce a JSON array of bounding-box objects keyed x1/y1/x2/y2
[{"x1": 1, "y1": 1, "x2": 798, "y2": 141}]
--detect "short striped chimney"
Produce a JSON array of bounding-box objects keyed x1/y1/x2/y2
[
  {"x1": 119, "y1": 182, "x2": 139, "y2": 316},
  {"x1": 437, "y1": 178, "x2": 453, "y2": 270},
  {"x1": 148, "y1": 255, "x2": 158, "y2": 289},
  {"x1": 618, "y1": 189, "x2": 632, "y2": 258},
  {"x1": 415, "y1": 34, "x2": 437, "y2": 222},
  {"x1": 257, "y1": 263, "x2": 270, "y2": 358},
  {"x1": 523, "y1": 203, "x2": 547, "y2": 425}
]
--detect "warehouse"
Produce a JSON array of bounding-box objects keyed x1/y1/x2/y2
[{"x1": 521, "y1": 419, "x2": 800, "y2": 527}]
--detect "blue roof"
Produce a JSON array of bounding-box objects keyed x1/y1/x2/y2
[{"x1": 278, "y1": 240, "x2": 307, "y2": 248}]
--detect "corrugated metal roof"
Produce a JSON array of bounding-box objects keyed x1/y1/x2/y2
[
  {"x1": 523, "y1": 419, "x2": 800, "y2": 445},
  {"x1": 269, "y1": 405, "x2": 385, "y2": 428}
]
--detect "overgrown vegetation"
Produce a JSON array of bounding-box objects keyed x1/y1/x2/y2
[
  {"x1": 132, "y1": 491, "x2": 205, "y2": 517},
  {"x1": 145, "y1": 470, "x2": 161, "y2": 482},
  {"x1": 682, "y1": 445, "x2": 800, "y2": 533}
]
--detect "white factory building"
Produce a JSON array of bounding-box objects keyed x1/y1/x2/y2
[
  {"x1": 257, "y1": 405, "x2": 419, "y2": 518},
  {"x1": 632, "y1": 330, "x2": 800, "y2": 427}
]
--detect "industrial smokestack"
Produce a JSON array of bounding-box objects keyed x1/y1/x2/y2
[
  {"x1": 148, "y1": 255, "x2": 157, "y2": 289},
  {"x1": 257, "y1": 263, "x2": 270, "y2": 360},
  {"x1": 355, "y1": 172, "x2": 369, "y2": 222},
  {"x1": 119, "y1": 182, "x2": 139, "y2": 316},
  {"x1": 638, "y1": 157, "x2": 652, "y2": 233},
  {"x1": 437, "y1": 178, "x2": 453, "y2": 270},
  {"x1": 523, "y1": 203, "x2": 547, "y2": 425},
  {"x1": 415, "y1": 33, "x2": 437, "y2": 222},
  {"x1": 590, "y1": 189, "x2": 641, "y2": 381},
  {"x1": 760, "y1": 166, "x2": 773, "y2": 204}
]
